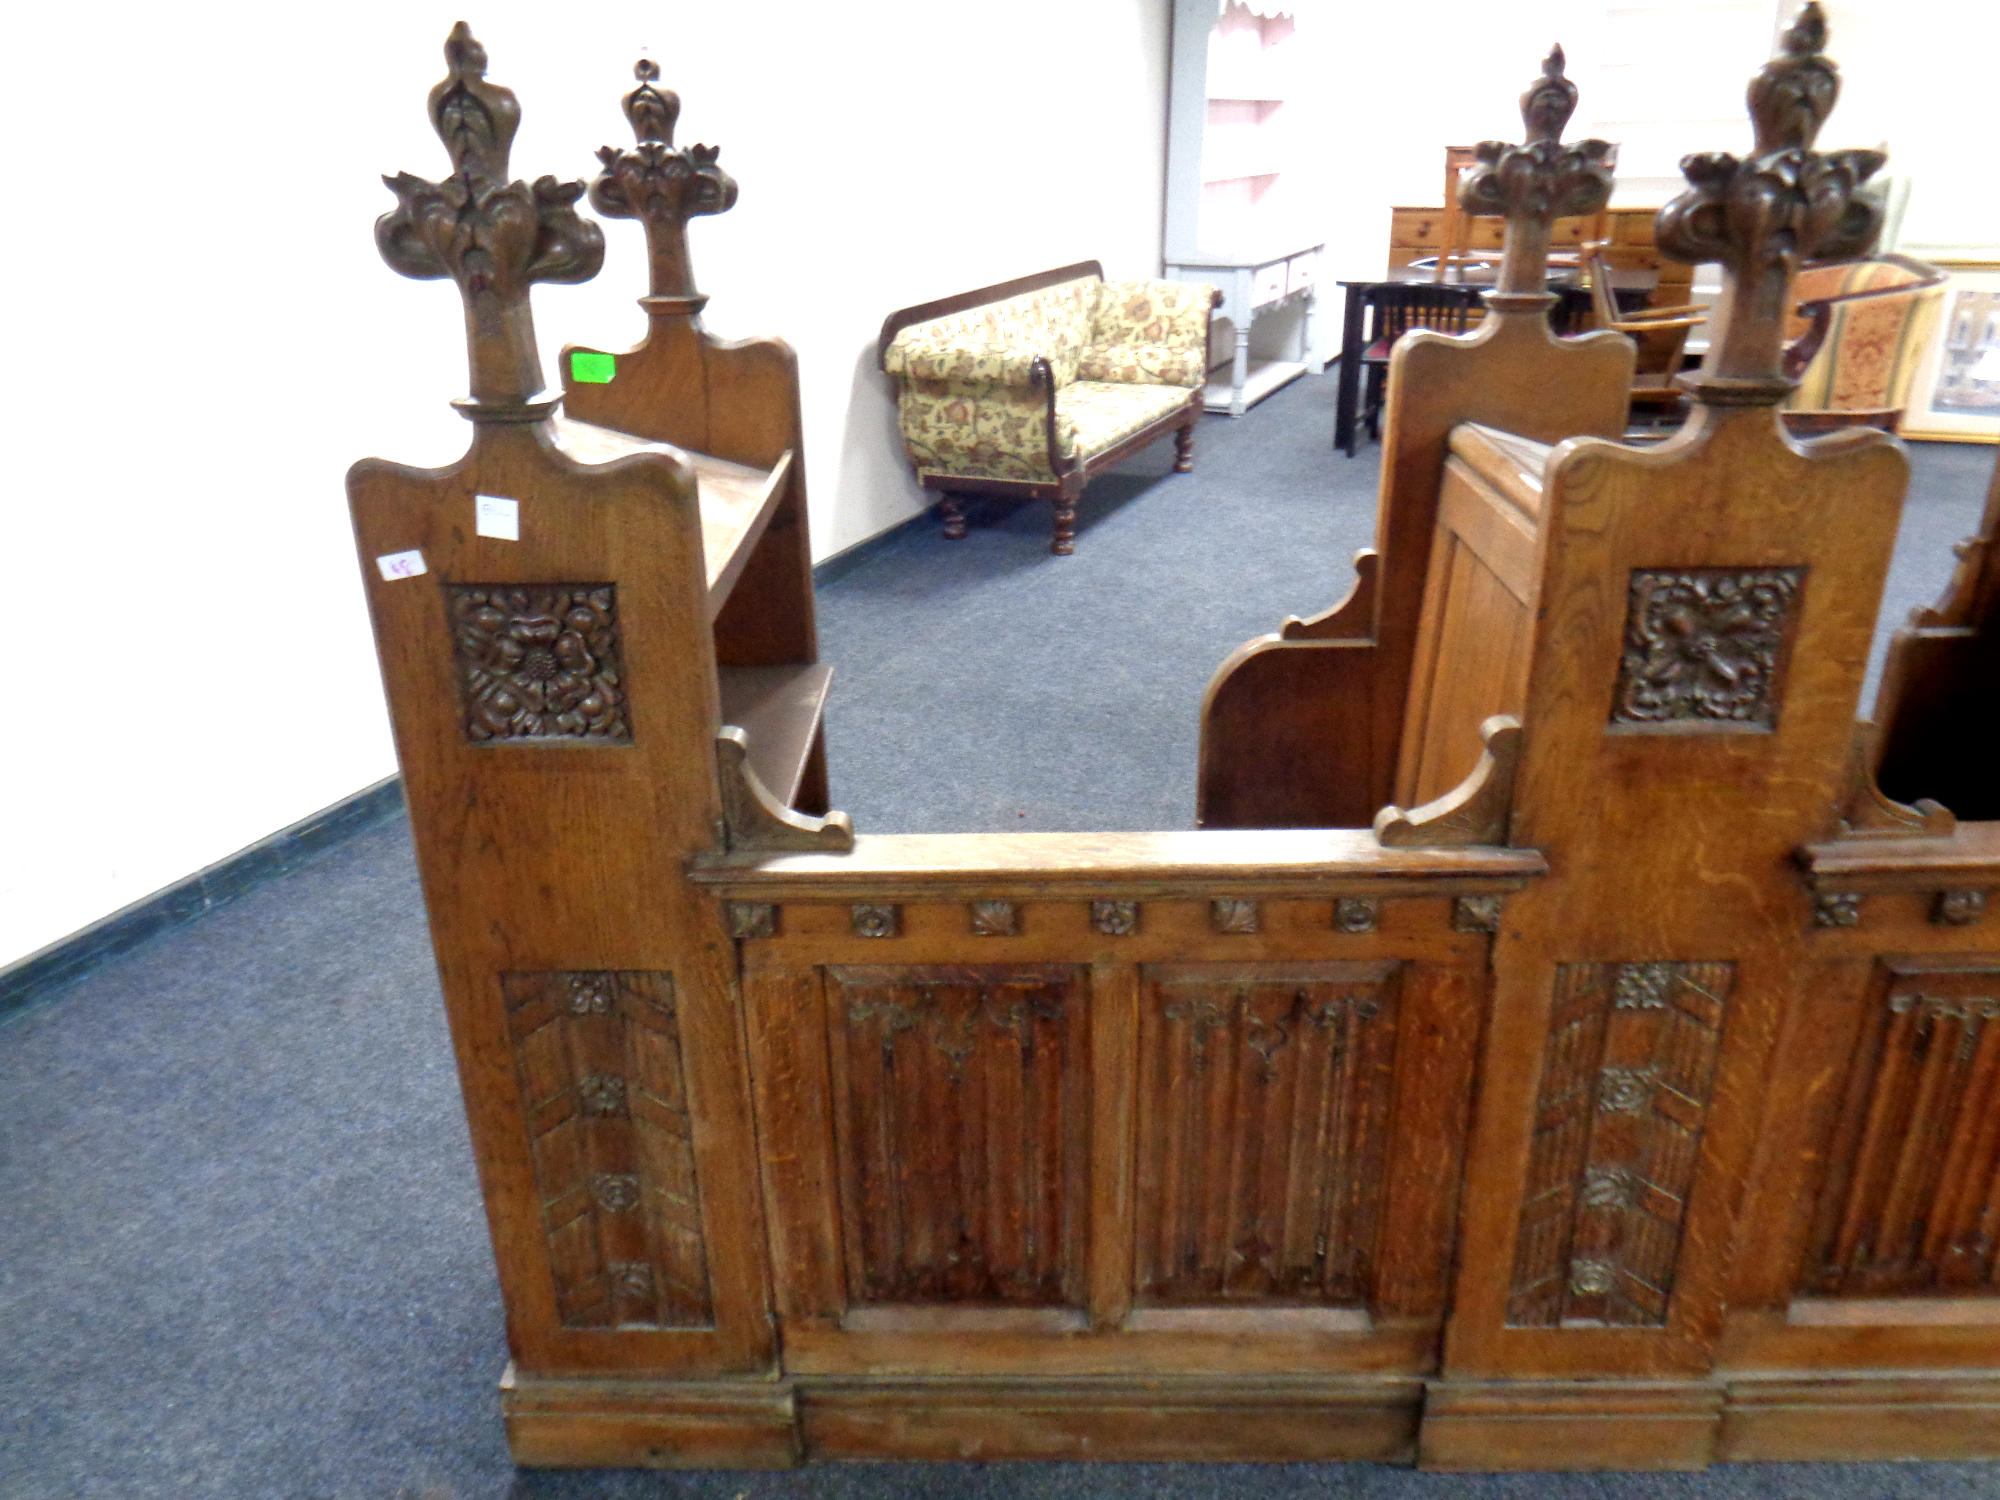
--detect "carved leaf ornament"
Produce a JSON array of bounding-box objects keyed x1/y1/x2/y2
[
  {"x1": 1656, "y1": 3, "x2": 1882, "y2": 389},
  {"x1": 373, "y1": 24, "x2": 604, "y2": 405},
  {"x1": 591, "y1": 59, "x2": 738, "y2": 226},
  {"x1": 589, "y1": 59, "x2": 738, "y2": 300},
  {"x1": 1460, "y1": 46, "x2": 1616, "y2": 226}
]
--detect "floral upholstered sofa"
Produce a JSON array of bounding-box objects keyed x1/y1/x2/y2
[
  {"x1": 878, "y1": 261, "x2": 1219, "y2": 554},
  {"x1": 1778, "y1": 253, "x2": 1947, "y2": 433}
]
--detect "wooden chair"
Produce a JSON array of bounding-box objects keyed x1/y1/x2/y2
[
  {"x1": 1202, "y1": 45, "x2": 1628, "y2": 829},
  {"x1": 1779, "y1": 252, "x2": 1948, "y2": 433},
  {"x1": 1361, "y1": 283, "x2": 1481, "y2": 441},
  {"x1": 1579, "y1": 238, "x2": 1706, "y2": 417},
  {"x1": 1431, "y1": 146, "x2": 1488, "y2": 282}
]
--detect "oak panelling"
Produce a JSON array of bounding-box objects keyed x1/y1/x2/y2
[
  {"x1": 1804, "y1": 961, "x2": 2000, "y2": 1297},
  {"x1": 1800, "y1": 821, "x2": 2000, "y2": 897},
  {"x1": 696, "y1": 828, "x2": 1548, "y2": 896},
  {"x1": 1396, "y1": 452, "x2": 1541, "y2": 809},
  {"x1": 1444, "y1": 405, "x2": 1910, "y2": 1383},
  {"x1": 352, "y1": 419, "x2": 778, "y2": 1378},
  {"x1": 1421, "y1": 1379, "x2": 1722, "y2": 1471},
  {"x1": 501, "y1": 1366, "x2": 802, "y2": 1469},
  {"x1": 1133, "y1": 962, "x2": 1402, "y2": 1307},
  {"x1": 1719, "y1": 1307, "x2": 2000, "y2": 1371},
  {"x1": 1718, "y1": 1373, "x2": 2000, "y2": 1462},
  {"x1": 1089, "y1": 963, "x2": 1140, "y2": 1331},
  {"x1": 1507, "y1": 962, "x2": 1734, "y2": 1329},
  {"x1": 777, "y1": 1319, "x2": 1436, "y2": 1378},
  {"x1": 504, "y1": 970, "x2": 712, "y2": 1328},
  {"x1": 823, "y1": 965, "x2": 1090, "y2": 1308},
  {"x1": 796, "y1": 1376, "x2": 1421, "y2": 1462},
  {"x1": 741, "y1": 962, "x2": 845, "y2": 1327},
  {"x1": 1375, "y1": 962, "x2": 1488, "y2": 1320},
  {"x1": 1196, "y1": 303, "x2": 1633, "y2": 830}
]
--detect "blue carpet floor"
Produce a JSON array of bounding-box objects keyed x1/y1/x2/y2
[{"x1": 3, "y1": 372, "x2": 1994, "y2": 1497}]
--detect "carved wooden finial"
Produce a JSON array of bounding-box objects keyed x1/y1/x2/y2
[
  {"x1": 1657, "y1": 2, "x2": 1884, "y2": 399},
  {"x1": 1461, "y1": 45, "x2": 1617, "y2": 298},
  {"x1": 590, "y1": 60, "x2": 739, "y2": 308},
  {"x1": 375, "y1": 23, "x2": 605, "y2": 417}
]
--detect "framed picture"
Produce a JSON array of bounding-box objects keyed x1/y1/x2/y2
[{"x1": 1902, "y1": 262, "x2": 2000, "y2": 443}]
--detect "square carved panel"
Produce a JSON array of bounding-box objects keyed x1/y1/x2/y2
[
  {"x1": 1611, "y1": 568, "x2": 1803, "y2": 729},
  {"x1": 448, "y1": 585, "x2": 630, "y2": 743}
]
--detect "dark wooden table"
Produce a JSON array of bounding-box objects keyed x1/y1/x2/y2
[{"x1": 1332, "y1": 266, "x2": 1659, "y2": 455}]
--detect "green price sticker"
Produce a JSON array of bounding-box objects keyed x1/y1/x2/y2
[{"x1": 571, "y1": 351, "x2": 617, "y2": 384}]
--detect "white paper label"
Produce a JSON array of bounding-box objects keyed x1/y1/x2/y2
[
  {"x1": 375, "y1": 549, "x2": 427, "y2": 581},
  {"x1": 475, "y1": 494, "x2": 520, "y2": 541}
]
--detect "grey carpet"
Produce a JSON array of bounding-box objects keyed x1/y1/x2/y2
[
  {"x1": 3, "y1": 371, "x2": 1993, "y2": 1497},
  {"x1": 816, "y1": 372, "x2": 1995, "y2": 831}
]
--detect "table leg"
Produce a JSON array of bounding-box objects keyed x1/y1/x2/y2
[
  {"x1": 1334, "y1": 283, "x2": 1366, "y2": 455},
  {"x1": 1229, "y1": 321, "x2": 1250, "y2": 418}
]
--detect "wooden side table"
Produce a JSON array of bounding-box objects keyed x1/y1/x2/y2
[{"x1": 1167, "y1": 243, "x2": 1323, "y2": 416}]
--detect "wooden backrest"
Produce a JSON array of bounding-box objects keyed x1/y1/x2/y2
[
  {"x1": 1393, "y1": 425, "x2": 1549, "y2": 808},
  {"x1": 1434, "y1": 145, "x2": 1482, "y2": 282},
  {"x1": 1196, "y1": 46, "x2": 1631, "y2": 831},
  {"x1": 875, "y1": 262, "x2": 1105, "y2": 371},
  {"x1": 1371, "y1": 283, "x2": 1481, "y2": 345}
]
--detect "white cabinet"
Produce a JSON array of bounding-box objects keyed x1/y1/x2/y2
[{"x1": 1164, "y1": 0, "x2": 1321, "y2": 416}]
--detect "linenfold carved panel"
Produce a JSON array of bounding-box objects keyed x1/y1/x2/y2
[
  {"x1": 1509, "y1": 960, "x2": 1734, "y2": 1327},
  {"x1": 449, "y1": 586, "x2": 629, "y2": 742},
  {"x1": 825, "y1": 965, "x2": 1089, "y2": 1306},
  {"x1": 1612, "y1": 569, "x2": 1803, "y2": 728},
  {"x1": 503, "y1": 970, "x2": 712, "y2": 1328},
  {"x1": 1805, "y1": 965, "x2": 2000, "y2": 1296},
  {"x1": 1134, "y1": 962, "x2": 1402, "y2": 1306}
]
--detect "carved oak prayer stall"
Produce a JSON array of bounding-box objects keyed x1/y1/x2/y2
[
  {"x1": 1198, "y1": 47, "x2": 1634, "y2": 829},
  {"x1": 348, "y1": 14, "x2": 2000, "y2": 1472}
]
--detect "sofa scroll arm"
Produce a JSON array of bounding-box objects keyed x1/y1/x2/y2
[{"x1": 1033, "y1": 355, "x2": 1084, "y2": 483}]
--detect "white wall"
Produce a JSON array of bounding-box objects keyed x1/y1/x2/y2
[
  {"x1": 6, "y1": 0, "x2": 1989, "y2": 971},
  {"x1": 1295, "y1": 0, "x2": 1998, "y2": 311},
  {"x1": 0, "y1": 0, "x2": 1170, "y2": 968}
]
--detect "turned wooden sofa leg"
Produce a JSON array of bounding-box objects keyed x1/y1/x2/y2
[
  {"x1": 1051, "y1": 494, "x2": 1078, "y2": 556},
  {"x1": 938, "y1": 493, "x2": 968, "y2": 540},
  {"x1": 1174, "y1": 418, "x2": 1196, "y2": 473}
]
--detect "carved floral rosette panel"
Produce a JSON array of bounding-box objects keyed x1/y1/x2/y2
[
  {"x1": 449, "y1": 585, "x2": 630, "y2": 743},
  {"x1": 1134, "y1": 962, "x2": 1402, "y2": 1306},
  {"x1": 824, "y1": 965, "x2": 1089, "y2": 1307},
  {"x1": 1806, "y1": 964, "x2": 2000, "y2": 1297},
  {"x1": 1509, "y1": 960, "x2": 1734, "y2": 1327},
  {"x1": 1612, "y1": 568, "x2": 1804, "y2": 729},
  {"x1": 503, "y1": 970, "x2": 712, "y2": 1328}
]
